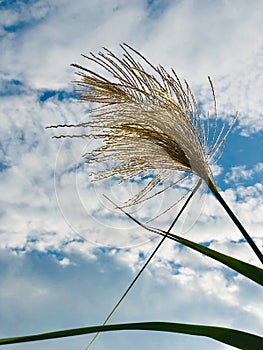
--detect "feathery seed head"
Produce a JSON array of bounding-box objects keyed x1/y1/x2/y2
[{"x1": 48, "y1": 44, "x2": 236, "y2": 205}]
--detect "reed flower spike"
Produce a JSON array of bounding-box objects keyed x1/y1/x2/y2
[
  {"x1": 48, "y1": 43, "x2": 263, "y2": 264},
  {"x1": 49, "y1": 44, "x2": 231, "y2": 197}
]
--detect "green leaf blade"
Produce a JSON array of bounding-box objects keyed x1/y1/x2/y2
[
  {"x1": 1, "y1": 322, "x2": 263, "y2": 349},
  {"x1": 165, "y1": 231, "x2": 263, "y2": 286}
]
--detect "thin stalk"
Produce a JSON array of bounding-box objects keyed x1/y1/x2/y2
[
  {"x1": 208, "y1": 179, "x2": 263, "y2": 265},
  {"x1": 86, "y1": 179, "x2": 202, "y2": 349}
]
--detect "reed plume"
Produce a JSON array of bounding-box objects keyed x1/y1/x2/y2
[
  {"x1": 47, "y1": 43, "x2": 263, "y2": 264},
  {"x1": 48, "y1": 44, "x2": 232, "y2": 200}
]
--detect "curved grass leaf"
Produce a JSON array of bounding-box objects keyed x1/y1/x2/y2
[
  {"x1": 116, "y1": 206, "x2": 263, "y2": 286},
  {"x1": 164, "y1": 230, "x2": 263, "y2": 286},
  {"x1": 0, "y1": 322, "x2": 263, "y2": 349}
]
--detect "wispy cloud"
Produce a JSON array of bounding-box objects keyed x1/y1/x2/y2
[{"x1": 225, "y1": 163, "x2": 263, "y2": 184}]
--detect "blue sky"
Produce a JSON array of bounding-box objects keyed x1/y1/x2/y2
[{"x1": 0, "y1": 1, "x2": 263, "y2": 349}]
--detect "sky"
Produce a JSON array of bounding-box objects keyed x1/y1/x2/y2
[{"x1": 0, "y1": 0, "x2": 263, "y2": 349}]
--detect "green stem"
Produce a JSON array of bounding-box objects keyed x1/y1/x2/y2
[
  {"x1": 208, "y1": 179, "x2": 263, "y2": 265},
  {"x1": 86, "y1": 180, "x2": 202, "y2": 349}
]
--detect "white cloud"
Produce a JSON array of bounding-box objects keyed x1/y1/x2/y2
[
  {"x1": 225, "y1": 165, "x2": 254, "y2": 184},
  {"x1": 225, "y1": 163, "x2": 263, "y2": 184}
]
